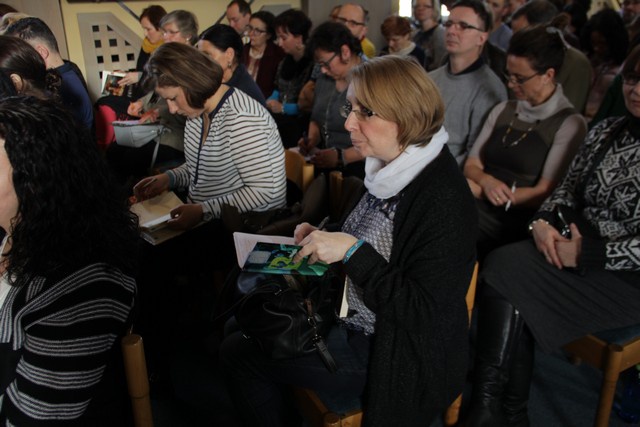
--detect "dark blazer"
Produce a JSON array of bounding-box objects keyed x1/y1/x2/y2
[
  {"x1": 242, "y1": 41, "x2": 285, "y2": 98},
  {"x1": 344, "y1": 145, "x2": 478, "y2": 426}
]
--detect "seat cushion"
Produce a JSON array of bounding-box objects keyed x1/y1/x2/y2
[{"x1": 595, "y1": 323, "x2": 640, "y2": 345}]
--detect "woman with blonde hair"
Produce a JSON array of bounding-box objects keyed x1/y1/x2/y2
[{"x1": 221, "y1": 55, "x2": 477, "y2": 427}]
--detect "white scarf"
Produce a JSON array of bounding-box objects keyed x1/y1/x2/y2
[{"x1": 364, "y1": 126, "x2": 448, "y2": 199}]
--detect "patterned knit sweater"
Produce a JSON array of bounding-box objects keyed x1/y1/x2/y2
[
  {"x1": 533, "y1": 116, "x2": 640, "y2": 277},
  {"x1": 0, "y1": 263, "x2": 136, "y2": 425}
]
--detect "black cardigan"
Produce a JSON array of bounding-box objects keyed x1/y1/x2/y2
[{"x1": 344, "y1": 146, "x2": 478, "y2": 426}]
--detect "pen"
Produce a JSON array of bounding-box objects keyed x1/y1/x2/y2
[
  {"x1": 504, "y1": 181, "x2": 516, "y2": 212},
  {"x1": 142, "y1": 177, "x2": 157, "y2": 189},
  {"x1": 317, "y1": 216, "x2": 330, "y2": 230}
]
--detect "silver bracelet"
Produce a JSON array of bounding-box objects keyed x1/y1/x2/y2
[{"x1": 528, "y1": 219, "x2": 550, "y2": 234}]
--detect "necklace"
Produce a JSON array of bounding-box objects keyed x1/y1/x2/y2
[{"x1": 501, "y1": 113, "x2": 541, "y2": 148}]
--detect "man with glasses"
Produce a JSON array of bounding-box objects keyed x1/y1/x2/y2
[
  {"x1": 336, "y1": 3, "x2": 376, "y2": 58},
  {"x1": 510, "y1": 0, "x2": 591, "y2": 114},
  {"x1": 430, "y1": 0, "x2": 507, "y2": 166},
  {"x1": 226, "y1": 0, "x2": 252, "y2": 41}
]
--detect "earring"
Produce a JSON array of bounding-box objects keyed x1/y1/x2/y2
[{"x1": 228, "y1": 62, "x2": 232, "y2": 69}]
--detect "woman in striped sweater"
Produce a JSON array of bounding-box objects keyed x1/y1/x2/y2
[
  {"x1": 134, "y1": 42, "x2": 287, "y2": 226},
  {"x1": 0, "y1": 97, "x2": 139, "y2": 424}
]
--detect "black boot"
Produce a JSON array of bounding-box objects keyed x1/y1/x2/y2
[
  {"x1": 503, "y1": 327, "x2": 534, "y2": 427},
  {"x1": 463, "y1": 290, "x2": 525, "y2": 427}
]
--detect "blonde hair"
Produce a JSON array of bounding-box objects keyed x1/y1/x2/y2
[{"x1": 349, "y1": 56, "x2": 444, "y2": 150}]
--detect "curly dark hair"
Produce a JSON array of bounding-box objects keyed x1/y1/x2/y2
[
  {"x1": 250, "y1": 10, "x2": 277, "y2": 41},
  {"x1": 580, "y1": 8, "x2": 629, "y2": 65},
  {"x1": 0, "y1": 97, "x2": 139, "y2": 281}
]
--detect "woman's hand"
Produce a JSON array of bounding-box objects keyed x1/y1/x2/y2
[
  {"x1": 532, "y1": 220, "x2": 569, "y2": 268},
  {"x1": 555, "y1": 223, "x2": 582, "y2": 268},
  {"x1": 311, "y1": 148, "x2": 338, "y2": 169},
  {"x1": 167, "y1": 203, "x2": 203, "y2": 230},
  {"x1": 480, "y1": 176, "x2": 516, "y2": 207},
  {"x1": 118, "y1": 71, "x2": 141, "y2": 87},
  {"x1": 293, "y1": 230, "x2": 358, "y2": 265},
  {"x1": 133, "y1": 174, "x2": 169, "y2": 201},
  {"x1": 266, "y1": 99, "x2": 283, "y2": 114},
  {"x1": 127, "y1": 101, "x2": 144, "y2": 117},
  {"x1": 294, "y1": 222, "x2": 317, "y2": 244}
]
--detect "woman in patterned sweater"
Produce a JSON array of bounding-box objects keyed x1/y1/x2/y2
[
  {"x1": 465, "y1": 46, "x2": 640, "y2": 427},
  {"x1": 0, "y1": 97, "x2": 139, "y2": 424}
]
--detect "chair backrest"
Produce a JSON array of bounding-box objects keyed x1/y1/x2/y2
[
  {"x1": 285, "y1": 149, "x2": 314, "y2": 193},
  {"x1": 121, "y1": 332, "x2": 153, "y2": 427},
  {"x1": 329, "y1": 171, "x2": 365, "y2": 222},
  {"x1": 259, "y1": 173, "x2": 329, "y2": 236}
]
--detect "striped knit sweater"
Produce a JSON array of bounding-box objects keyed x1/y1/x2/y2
[
  {"x1": 0, "y1": 263, "x2": 136, "y2": 425},
  {"x1": 167, "y1": 87, "x2": 287, "y2": 221}
]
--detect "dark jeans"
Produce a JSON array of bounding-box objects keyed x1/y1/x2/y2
[{"x1": 219, "y1": 325, "x2": 370, "y2": 427}]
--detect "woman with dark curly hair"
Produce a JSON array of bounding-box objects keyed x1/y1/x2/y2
[
  {"x1": 0, "y1": 96, "x2": 138, "y2": 424},
  {"x1": 581, "y1": 8, "x2": 629, "y2": 121}
]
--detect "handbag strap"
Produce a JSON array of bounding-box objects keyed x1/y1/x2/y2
[{"x1": 305, "y1": 299, "x2": 338, "y2": 373}]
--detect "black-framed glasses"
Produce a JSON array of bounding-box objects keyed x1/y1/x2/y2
[
  {"x1": 623, "y1": 73, "x2": 640, "y2": 86},
  {"x1": 316, "y1": 52, "x2": 338, "y2": 69},
  {"x1": 443, "y1": 20, "x2": 484, "y2": 31},
  {"x1": 503, "y1": 72, "x2": 540, "y2": 85},
  {"x1": 247, "y1": 25, "x2": 267, "y2": 35},
  {"x1": 336, "y1": 17, "x2": 365, "y2": 27},
  {"x1": 340, "y1": 101, "x2": 376, "y2": 120}
]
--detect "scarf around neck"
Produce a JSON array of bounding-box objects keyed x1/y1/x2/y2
[
  {"x1": 142, "y1": 37, "x2": 163, "y2": 54},
  {"x1": 364, "y1": 126, "x2": 448, "y2": 199}
]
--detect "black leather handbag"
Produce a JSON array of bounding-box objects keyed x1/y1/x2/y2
[{"x1": 216, "y1": 270, "x2": 339, "y2": 372}]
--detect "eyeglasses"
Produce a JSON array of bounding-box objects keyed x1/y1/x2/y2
[
  {"x1": 340, "y1": 101, "x2": 376, "y2": 120},
  {"x1": 247, "y1": 25, "x2": 267, "y2": 35},
  {"x1": 443, "y1": 20, "x2": 484, "y2": 32},
  {"x1": 316, "y1": 52, "x2": 338, "y2": 69},
  {"x1": 336, "y1": 17, "x2": 366, "y2": 27},
  {"x1": 503, "y1": 72, "x2": 540, "y2": 85},
  {"x1": 623, "y1": 74, "x2": 640, "y2": 86}
]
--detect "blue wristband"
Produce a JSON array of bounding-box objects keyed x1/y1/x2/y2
[
  {"x1": 166, "y1": 171, "x2": 175, "y2": 189},
  {"x1": 343, "y1": 240, "x2": 364, "y2": 264},
  {"x1": 282, "y1": 103, "x2": 299, "y2": 115}
]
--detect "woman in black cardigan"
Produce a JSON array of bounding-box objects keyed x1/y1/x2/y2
[{"x1": 220, "y1": 56, "x2": 477, "y2": 426}]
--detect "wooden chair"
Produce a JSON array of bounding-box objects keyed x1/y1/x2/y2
[
  {"x1": 121, "y1": 330, "x2": 153, "y2": 427},
  {"x1": 563, "y1": 324, "x2": 640, "y2": 427},
  {"x1": 328, "y1": 171, "x2": 364, "y2": 222},
  {"x1": 294, "y1": 263, "x2": 479, "y2": 427},
  {"x1": 285, "y1": 149, "x2": 314, "y2": 194}
]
